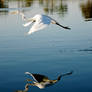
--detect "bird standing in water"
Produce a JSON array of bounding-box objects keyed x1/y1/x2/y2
[
  {"x1": 10, "y1": 11, "x2": 71, "y2": 35},
  {"x1": 25, "y1": 71, "x2": 73, "y2": 89}
]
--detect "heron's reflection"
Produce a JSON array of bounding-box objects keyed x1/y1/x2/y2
[{"x1": 15, "y1": 71, "x2": 73, "y2": 92}]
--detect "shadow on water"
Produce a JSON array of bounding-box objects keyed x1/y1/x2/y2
[
  {"x1": 80, "y1": 0, "x2": 92, "y2": 21},
  {"x1": 15, "y1": 71, "x2": 73, "y2": 92}
]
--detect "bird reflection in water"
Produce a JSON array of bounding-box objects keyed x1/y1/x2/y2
[
  {"x1": 25, "y1": 71, "x2": 73, "y2": 89},
  {"x1": 15, "y1": 71, "x2": 73, "y2": 92},
  {"x1": 15, "y1": 83, "x2": 29, "y2": 92}
]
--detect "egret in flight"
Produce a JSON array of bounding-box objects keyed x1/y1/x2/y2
[
  {"x1": 10, "y1": 11, "x2": 71, "y2": 35},
  {"x1": 25, "y1": 71, "x2": 73, "y2": 89}
]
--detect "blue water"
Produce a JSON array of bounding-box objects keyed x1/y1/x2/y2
[{"x1": 0, "y1": 0, "x2": 92, "y2": 92}]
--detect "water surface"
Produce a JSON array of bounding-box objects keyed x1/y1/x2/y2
[{"x1": 0, "y1": 0, "x2": 92, "y2": 92}]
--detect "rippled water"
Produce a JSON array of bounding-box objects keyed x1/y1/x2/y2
[{"x1": 0, "y1": 0, "x2": 92, "y2": 92}]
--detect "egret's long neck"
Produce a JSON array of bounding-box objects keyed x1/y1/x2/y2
[
  {"x1": 19, "y1": 13, "x2": 33, "y2": 23},
  {"x1": 19, "y1": 12, "x2": 26, "y2": 21},
  {"x1": 57, "y1": 71, "x2": 73, "y2": 81},
  {"x1": 24, "y1": 83, "x2": 29, "y2": 92}
]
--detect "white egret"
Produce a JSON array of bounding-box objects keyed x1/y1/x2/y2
[
  {"x1": 10, "y1": 11, "x2": 71, "y2": 35},
  {"x1": 25, "y1": 71, "x2": 73, "y2": 89}
]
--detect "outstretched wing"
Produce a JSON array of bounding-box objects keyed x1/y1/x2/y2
[
  {"x1": 47, "y1": 15, "x2": 71, "y2": 30},
  {"x1": 27, "y1": 21, "x2": 49, "y2": 35},
  {"x1": 31, "y1": 73, "x2": 49, "y2": 83},
  {"x1": 27, "y1": 15, "x2": 52, "y2": 35}
]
